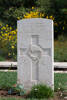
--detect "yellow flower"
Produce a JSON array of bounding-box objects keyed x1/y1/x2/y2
[
  {"x1": 2, "y1": 34, "x2": 4, "y2": 36},
  {"x1": 5, "y1": 34, "x2": 8, "y2": 36},
  {"x1": 1, "y1": 31, "x2": 3, "y2": 33},
  {"x1": 5, "y1": 39, "x2": 7, "y2": 41},
  {"x1": 23, "y1": 10, "x2": 44, "y2": 19},
  {"x1": 32, "y1": 7, "x2": 34, "y2": 9},
  {"x1": 6, "y1": 24, "x2": 8, "y2": 27},
  {"x1": 3, "y1": 26, "x2": 6, "y2": 30},
  {"x1": 42, "y1": 14, "x2": 44, "y2": 17},
  {"x1": 46, "y1": 16, "x2": 48, "y2": 19},
  {"x1": 10, "y1": 27, "x2": 12, "y2": 30},
  {"x1": 12, "y1": 46, "x2": 14, "y2": 49},
  {"x1": 6, "y1": 31, "x2": 8, "y2": 32},
  {"x1": 17, "y1": 17, "x2": 20, "y2": 20},
  {"x1": 9, "y1": 36, "x2": 11, "y2": 40},
  {"x1": 50, "y1": 16, "x2": 53, "y2": 19}
]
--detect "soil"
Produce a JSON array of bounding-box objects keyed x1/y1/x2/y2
[
  {"x1": 0, "y1": 90, "x2": 65, "y2": 100},
  {"x1": 0, "y1": 90, "x2": 26, "y2": 99}
]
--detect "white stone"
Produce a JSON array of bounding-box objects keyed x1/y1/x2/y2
[{"x1": 17, "y1": 18, "x2": 54, "y2": 90}]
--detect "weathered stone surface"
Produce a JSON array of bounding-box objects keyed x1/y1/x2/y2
[{"x1": 17, "y1": 18, "x2": 54, "y2": 90}]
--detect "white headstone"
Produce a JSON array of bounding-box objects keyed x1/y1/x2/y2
[{"x1": 17, "y1": 18, "x2": 54, "y2": 90}]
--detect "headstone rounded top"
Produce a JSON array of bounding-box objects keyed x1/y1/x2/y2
[{"x1": 17, "y1": 18, "x2": 53, "y2": 24}]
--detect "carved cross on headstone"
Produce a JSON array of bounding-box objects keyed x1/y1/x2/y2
[
  {"x1": 27, "y1": 35, "x2": 41, "y2": 82},
  {"x1": 20, "y1": 35, "x2": 51, "y2": 83}
]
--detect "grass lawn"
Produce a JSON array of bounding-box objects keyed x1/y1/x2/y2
[
  {"x1": 0, "y1": 72, "x2": 17, "y2": 89},
  {"x1": 54, "y1": 73, "x2": 67, "y2": 91},
  {"x1": 54, "y1": 41, "x2": 67, "y2": 62},
  {"x1": 0, "y1": 72, "x2": 67, "y2": 100},
  {"x1": 0, "y1": 72, "x2": 67, "y2": 91}
]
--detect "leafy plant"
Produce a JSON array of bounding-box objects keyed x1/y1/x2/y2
[
  {"x1": 27, "y1": 84, "x2": 54, "y2": 99},
  {"x1": 8, "y1": 84, "x2": 25, "y2": 96}
]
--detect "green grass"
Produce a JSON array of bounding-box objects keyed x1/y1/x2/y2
[
  {"x1": 0, "y1": 72, "x2": 67, "y2": 92},
  {"x1": 0, "y1": 72, "x2": 17, "y2": 89},
  {"x1": 54, "y1": 73, "x2": 67, "y2": 91},
  {"x1": 54, "y1": 41, "x2": 67, "y2": 62},
  {"x1": 0, "y1": 72, "x2": 67, "y2": 99}
]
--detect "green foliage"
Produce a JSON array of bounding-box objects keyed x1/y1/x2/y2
[
  {"x1": 52, "y1": 0, "x2": 67, "y2": 38},
  {"x1": 58, "y1": 35, "x2": 67, "y2": 42},
  {"x1": 0, "y1": 24, "x2": 17, "y2": 61},
  {"x1": 37, "y1": 0, "x2": 53, "y2": 14},
  {"x1": 0, "y1": 47, "x2": 8, "y2": 60},
  {"x1": 0, "y1": 0, "x2": 67, "y2": 61},
  {"x1": 0, "y1": 0, "x2": 67, "y2": 39},
  {"x1": 22, "y1": 0, "x2": 37, "y2": 7},
  {"x1": 36, "y1": 0, "x2": 67, "y2": 38},
  {"x1": 2, "y1": 7, "x2": 27, "y2": 26},
  {"x1": 0, "y1": 0, "x2": 23, "y2": 7},
  {"x1": 0, "y1": 56, "x2": 6, "y2": 61},
  {"x1": 27, "y1": 84, "x2": 54, "y2": 99},
  {"x1": 13, "y1": 84, "x2": 25, "y2": 95}
]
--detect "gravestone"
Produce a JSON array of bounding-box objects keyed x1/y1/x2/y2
[{"x1": 17, "y1": 18, "x2": 54, "y2": 90}]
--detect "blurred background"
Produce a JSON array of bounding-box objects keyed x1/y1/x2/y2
[{"x1": 0, "y1": 0, "x2": 67, "y2": 62}]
